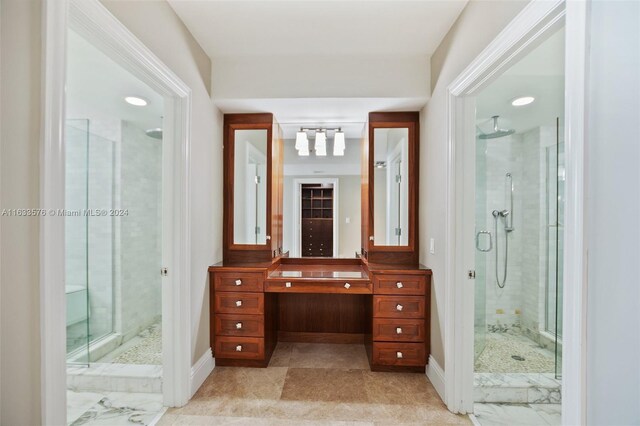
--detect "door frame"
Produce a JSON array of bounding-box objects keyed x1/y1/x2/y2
[
  {"x1": 443, "y1": 0, "x2": 588, "y2": 423},
  {"x1": 41, "y1": 0, "x2": 192, "y2": 424},
  {"x1": 292, "y1": 177, "x2": 339, "y2": 258}
]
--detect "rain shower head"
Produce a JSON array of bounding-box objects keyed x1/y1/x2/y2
[
  {"x1": 145, "y1": 128, "x2": 163, "y2": 140},
  {"x1": 478, "y1": 116, "x2": 515, "y2": 139}
]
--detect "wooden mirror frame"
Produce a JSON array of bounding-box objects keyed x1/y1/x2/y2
[
  {"x1": 363, "y1": 112, "x2": 419, "y2": 265},
  {"x1": 223, "y1": 113, "x2": 282, "y2": 263}
]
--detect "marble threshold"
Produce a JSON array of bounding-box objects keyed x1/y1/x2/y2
[
  {"x1": 67, "y1": 363, "x2": 162, "y2": 394},
  {"x1": 474, "y1": 373, "x2": 561, "y2": 404}
]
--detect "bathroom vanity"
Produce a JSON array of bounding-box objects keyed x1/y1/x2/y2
[{"x1": 209, "y1": 112, "x2": 431, "y2": 372}]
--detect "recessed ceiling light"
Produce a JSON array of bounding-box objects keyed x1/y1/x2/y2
[
  {"x1": 124, "y1": 96, "x2": 148, "y2": 106},
  {"x1": 511, "y1": 96, "x2": 535, "y2": 106}
]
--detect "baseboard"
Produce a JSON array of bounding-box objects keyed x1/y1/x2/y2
[
  {"x1": 426, "y1": 355, "x2": 445, "y2": 401},
  {"x1": 190, "y1": 348, "x2": 214, "y2": 397}
]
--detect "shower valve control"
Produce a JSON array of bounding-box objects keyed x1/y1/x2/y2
[
  {"x1": 396, "y1": 282, "x2": 403, "y2": 288},
  {"x1": 235, "y1": 300, "x2": 242, "y2": 307},
  {"x1": 396, "y1": 304, "x2": 403, "y2": 311},
  {"x1": 236, "y1": 322, "x2": 243, "y2": 329}
]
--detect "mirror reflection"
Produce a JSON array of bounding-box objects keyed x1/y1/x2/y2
[
  {"x1": 373, "y1": 128, "x2": 409, "y2": 246},
  {"x1": 233, "y1": 129, "x2": 268, "y2": 245},
  {"x1": 280, "y1": 124, "x2": 363, "y2": 258}
]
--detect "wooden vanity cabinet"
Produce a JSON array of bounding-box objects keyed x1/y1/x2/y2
[
  {"x1": 368, "y1": 268, "x2": 431, "y2": 372},
  {"x1": 209, "y1": 266, "x2": 277, "y2": 367}
]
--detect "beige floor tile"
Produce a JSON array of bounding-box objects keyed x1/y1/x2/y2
[
  {"x1": 288, "y1": 343, "x2": 370, "y2": 370},
  {"x1": 280, "y1": 368, "x2": 368, "y2": 403},
  {"x1": 193, "y1": 366, "x2": 288, "y2": 400}
]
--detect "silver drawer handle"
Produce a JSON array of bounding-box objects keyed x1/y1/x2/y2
[
  {"x1": 396, "y1": 327, "x2": 403, "y2": 334},
  {"x1": 344, "y1": 283, "x2": 351, "y2": 289},
  {"x1": 396, "y1": 304, "x2": 403, "y2": 311},
  {"x1": 235, "y1": 279, "x2": 242, "y2": 286},
  {"x1": 235, "y1": 300, "x2": 242, "y2": 307},
  {"x1": 396, "y1": 282, "x2": 404, "y2": 289},
  {"x1": 235, "y1": 322, "x2": 243, "y2": 329},
  {"x1": 285, "y1": 282, "x2": 292, "y2": 288},
  {"x1": 396, "y1": 351, "x2": 403, "y2": 359},
  {"x1": 236, "y1": 345, "x2": 242, "y2": 352}
]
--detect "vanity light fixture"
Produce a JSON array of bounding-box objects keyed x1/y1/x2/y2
[
  {"x1": 295, "y1": 130, "x2": 309, "y2": 151},
  {"x1": 124, "y1": 96, "x2": 148, "y2": 106},
  {"x1": 511, "y1": 96, "x2": 535, "y2": 106},
  {"x1": 315, "y1": 130, "x2": 327, "y2": 156},
  {"x1": 333, "y1": 130, "x2": 345, "y2": 156}
]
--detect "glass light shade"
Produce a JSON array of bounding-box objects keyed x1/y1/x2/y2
[
  {"x1": 295, "y1": 131, "x2": 308, "y2": 151},
  {"x1": 333, "y1": 147, "x2": 345, "y2": 156},
  {"x1": 334, "y1": 131, "x2": 345, "y2": 151},
  {"x1": 298, "y1": 148, "x2": 310, "y2": 156},
  {"x1": 315, "y1": 131, "x2": 326, "y2": 150}
]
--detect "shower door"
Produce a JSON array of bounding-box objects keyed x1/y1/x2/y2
[{"x1": 473, "y1": 137, "x2": 488, "y2": 361}]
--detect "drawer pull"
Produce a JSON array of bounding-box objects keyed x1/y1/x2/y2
[
  {"x1": 235, "y1": 322, "x2": 243, "y2": 329},
  {"x1": 285, "y1": 282, "x2": 292, "y2": 288},
  {"x1": 235, "y1": 279, "x2": 242, "y2": 286},
  {"x1": 396, "y1": 304, "x2": 404, "y2": 311},
  {"x1": 344, "y1": 283, "x2": 351, "y2": 289},
  {"x1": 235, "y1": 345, "x2": 242, "y2": 352},
  {"x1": 396, "y1": 351, "x2": 403, "y2": 359},
  {"x1": 396, "y1": 282, "x2": 404, "y2": 289},
  {"x1": 235, "y1": 300, "x2": 243, "y2": 307},
  {"x1": 396, "y1": 327, "x2": 403, "y2": 334}
]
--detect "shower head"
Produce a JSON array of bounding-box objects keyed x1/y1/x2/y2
[
  {"x1": 478, "y1": 116, "x2": 515, "y2": 139},
  {"x1": 145, "y1": 128, "x2": 163, "y2": 140}
]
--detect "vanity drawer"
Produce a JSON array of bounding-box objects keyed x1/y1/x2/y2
[
  {"x1": 373, "y1": 295, "x2": 425, "y2": 318},
  {"x1": 374, "y1": 274, "x2": 426, "y2": 295},
  {"x1": 373, "y1": 318, "x2": 425, "y2": 342},
  {"x1": 215, "y1": 336, "x2": 264, "y2": 360},
  {"x1": 372, "y1": 342, "x2": 426, "y2": 367},
  {"x1": 214, "y1": 272, "x2": 264, "y2": 292},
  {"x1": 265, "y1": 280, "x2": 372, "y2": 294},
  {"x1": 215, "y1": 314, "x2": 264, "y2": 337},
  {"x1": 215, "y1": 292, "x2": 264, "y2": 315}
]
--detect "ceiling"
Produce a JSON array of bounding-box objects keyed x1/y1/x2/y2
[
  {"x1": 476, "y1": 28, "x2": 565, "y2": 135},
  {"x1": 167, "y1": 1, "x2": 468, "y2": 57},
  {"x1": 66, "y1": 30, "x2": 164, "y2": 133}
]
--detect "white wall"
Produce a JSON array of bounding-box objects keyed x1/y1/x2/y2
[
  {"x1": 420, "y1": 0, "x2": 529, "y2": 368},
  {"x1": 212, "y1": 55, "x2": 430, "y2": 102},
  {"x1": 585, "y1": 1, "x2": 640, "y2": 423},
  {"x1": 0, "y1": 0, "x2": 43, "y2": 423}
]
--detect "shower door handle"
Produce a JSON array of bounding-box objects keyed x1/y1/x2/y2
[{"x1": 476, "y1": 231, "x2": 492, "y2": 252}]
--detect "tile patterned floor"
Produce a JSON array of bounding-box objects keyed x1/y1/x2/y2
[
  {"x1": 158, "y1": 342, "x2": 471, "y2": 425},
  {"x1": 473, "y1": 403, "x2": 561, "y2": 426}
]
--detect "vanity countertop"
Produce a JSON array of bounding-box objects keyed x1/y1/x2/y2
[{"x1": 268, "y1": 263, "x2": 369, "y2": 281}]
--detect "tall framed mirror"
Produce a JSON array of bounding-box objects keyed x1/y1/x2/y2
[
  {"x1": 224, "y1": 114, "x2": 282, "y2": 263},
  {"x1": 365, "y1": 112, "x2": 419, "y2": 265}
]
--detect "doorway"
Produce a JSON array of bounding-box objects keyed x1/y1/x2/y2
[
  {"x1": 41, "y1": 0, "x2": 193, "y2": 424},
  {"x1": 293, "y1": 178, "x2": 339, "y2": 258}
]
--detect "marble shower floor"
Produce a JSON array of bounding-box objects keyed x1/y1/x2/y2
[
  {"x1": 96, "y1": 322, "x2": 162, "y2": 365},
  {"x1": 158, "y1": 342, "x2": 471, "y2": 425}
]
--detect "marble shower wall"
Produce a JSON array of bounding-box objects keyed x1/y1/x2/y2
[{"x1": 116, "y1": 121, "x2": 162, "y2": 341}]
